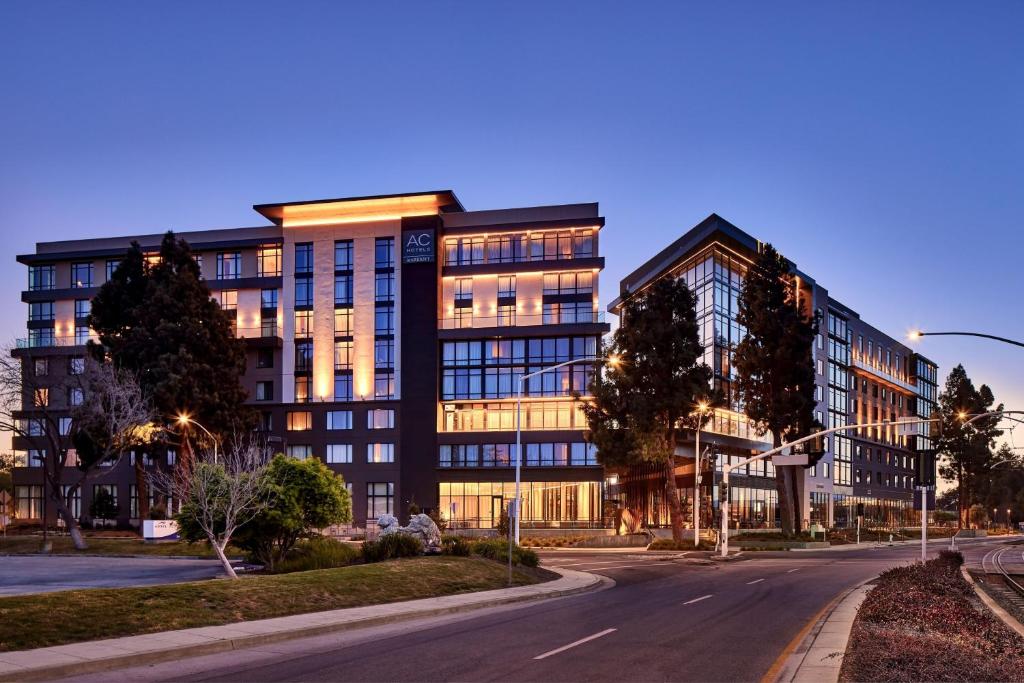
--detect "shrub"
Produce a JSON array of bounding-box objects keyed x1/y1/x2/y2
[
  {"x1": 470, "y1": 538, "x2": 539, "y2": 567},
  {"x1": 496, "y1": 509, "x2": 510, "y2": 538},
  {"x1": 428, "y1": 509, "x2": 448, "y2": 533},
  {"x1": 146, "y1": 506, "x2": 167, "y2": 521},
  {"x1": 441, "y1": 535, "x2": 471, "y2": 556},
  {"x1": 272, "y1": 537, "x2": 360, "y2": 573},
  {"x1": 89, "y1": 488, "x2": 119, "y2": 522},
  {"x1": 362, "y1": 533, "x2": 423, "y2": 563},
  {"x1": 231, "y1": 454, "x2": 352, "y2": 571}
]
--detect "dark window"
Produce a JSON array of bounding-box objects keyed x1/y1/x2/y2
[
  {"x1": 255, "y1": 381, "x2": 273, "y2": 401},
  {"x1": 335, "y1": 240, "x2": 353, "y2": 271},
  {"x1": 375, "y1": 238, "x2": 394, "y2": 269},
  {"x1": 295, "y1": 243, "x2": 313, "y2": 274},
  {"x1": 257, "y1": 348, "x2": 274, "y2": 368}
]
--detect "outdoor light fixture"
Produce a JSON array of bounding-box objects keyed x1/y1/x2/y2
[
  {"x1": 174, "y1": 412, "x2": 219, "y2": 463},
  {"x1": 907, "y1": 330, "x2": 1024, "y2": 349}
]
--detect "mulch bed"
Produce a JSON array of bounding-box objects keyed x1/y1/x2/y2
[{"x1": 841, "y1": 551, "x2": 1024, "y2": 682}]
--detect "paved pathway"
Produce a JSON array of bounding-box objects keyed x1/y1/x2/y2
[{"x1": 0, "y1": 556, "x2": 225, "y2": 596}]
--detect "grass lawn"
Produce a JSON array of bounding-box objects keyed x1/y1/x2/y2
[
  {"x1": 0, "y1": 536, "x2": 233, "y2": 558},
  {"x1": 0, "y1": 556, "x2": 546, "y2": 652}
]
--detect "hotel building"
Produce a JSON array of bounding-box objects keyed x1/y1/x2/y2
[
  {"x1": 10, "y1": 191, "x2": 610, "y2": 531},
  {"x1": 609, "y1": 214, "x2": 938, "y2": 530}
]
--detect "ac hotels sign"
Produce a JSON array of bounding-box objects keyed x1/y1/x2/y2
[{"x1": 402, "y1": 229, "x2": 435, "y2": 264}]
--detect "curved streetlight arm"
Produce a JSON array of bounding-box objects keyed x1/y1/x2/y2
[
  {"x1": 176, "y1": 416, "x2": 220, "y2": 464},
  {"x1": 914, "y1": 331, "x2": 1024, "y2": 349}
]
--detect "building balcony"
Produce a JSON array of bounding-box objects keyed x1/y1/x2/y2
[
  {"x1": 439, "y1": 310, "x2": 608, "y2": 334},
  {"x1": 851, "y1": 356, "x2": 917, "y2": 394},
  {"x1": 13, "y1": 335, "x2": 93, "y2": 356}
]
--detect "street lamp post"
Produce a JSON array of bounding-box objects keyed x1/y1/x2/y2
[
  {"x1": 176, "y1": 413, "x2": 219, "y2": 464},
  {"x1": 693, "y1": 401, "x2": 710, "y2": 549},
  {"x1": 513, "y1": 354, "x2": 618, "y2": 545}
]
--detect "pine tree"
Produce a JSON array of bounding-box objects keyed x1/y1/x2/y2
[
  {"x1": 935, "y1": 364, "x2": 1003, "y2": 529},
  {"x1": 733, "y1": 244, "x2": 818, "y2": 537},
  {"x1": 583, "y1": 277, "x2": 712, "y2": 543},
  {"x1": 88, "y1": 232, "x2": 252, "y2": 517}
]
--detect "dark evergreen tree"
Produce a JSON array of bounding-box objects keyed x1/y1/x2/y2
[
  {"x1": 88, "y1": 231, "x2": 252, "y2": 517},
  {"x1": 733, "y1": 244, "x2": 819, "y2": 537},
  {"x1": 582, "y1": 277, "x2": 712, "y2": 543},
  {"x1": 935, "y1": 364, "x2": 1003, "y2": 529}
]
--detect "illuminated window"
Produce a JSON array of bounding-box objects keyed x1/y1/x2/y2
[
  {"x1": 68, "y1": 387, "x2": 84, "y2": 406},
  {"x1": 218, "y1": 290, "x2": 238, "y2": 311},
  {"x1": 334, "y1": 341, "x2": 353, "y2": 370},
  {"x1": 257, "y1": 245, "x2": 282, "y2": 277},
  {"x1": 367, "y1": 443, "x2": 394, "y2": 464},
  {"x1": 335, "y1": 308, "x2": 353, "y2": 337},
  {"x1": 498, "y1": 276, "x2": 516, "y2": 299},
  {"x1": 294, "y1": 376, "x2": 311, "y2": 403},
  {"x1": 286, "y1": 411, "x2": 312, "y2": 431},
  {"x1": 33, "y1": 388, "x2": 48, "y2": 407},
  {"x1": 367, "y1": 409, "x2": 395, "y2": 429},
  {"x1": 295, "y1": 310, "x2": 312, "y2": 338}
]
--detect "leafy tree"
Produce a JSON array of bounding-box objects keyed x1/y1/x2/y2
[
  {"x1": 89, "y1": 488, "x2": 119, "y2": 522},
  {"x1": 733, "y1": 244, "x2": 819, "y2": 537},
  {"x1": 88, "y1": 232, "x2": 252, "y2": 517},
  {"x1": 935, "y1": 364, "x2": 1003, "y2": 529},
  {"x1": 0, "y1": 452, "x2": 13, "y2": 497},
  {"x1": 231, "y1": 454, "x2": 352, "y2": 571},
  {"x1": 583, "y1": 277, "x2": 712, "y2": 543}
]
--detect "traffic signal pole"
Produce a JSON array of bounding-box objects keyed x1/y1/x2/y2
[{"x1": 719, "y1": 416, "x2": 942, "y2": 558}]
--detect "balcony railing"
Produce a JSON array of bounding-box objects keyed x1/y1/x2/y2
[
  {"x1": 439, "y1": 311, "x2": 606, "y2": 330},
  {"x1": 16, "y1": 334, "x2": 95, "y2": 349},
  {"x1": 851, "y1": 355, "x2": 917, "y2": 393}
]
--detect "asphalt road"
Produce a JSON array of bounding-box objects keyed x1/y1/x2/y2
[
  {"x1": 0, "y1": 556, "x2": 226, "y2": 596},
  {"x1": 63, "y1": 536, "x2": 1017, "y2": 683}
]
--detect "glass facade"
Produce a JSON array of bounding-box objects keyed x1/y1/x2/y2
[
  {"x1": 828, "y1": 310, "x2": 852, "y2": 487},
  {"x1": 439, "y1": 481, "x2": 602, "y2": 529}
]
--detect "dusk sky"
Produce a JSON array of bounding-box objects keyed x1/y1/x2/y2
[{"x1": 2, "y1": 3, "x2": 1022, "y2": 449}]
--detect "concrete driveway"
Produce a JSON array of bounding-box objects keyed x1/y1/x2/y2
[{"x1": 0, "y1": 555, "x2": 226, "y2": 596}]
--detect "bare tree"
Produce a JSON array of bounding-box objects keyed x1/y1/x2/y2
[
  {"x1": 152, "y1": 433, "x2": 272, "y2": 579},
  {"x1": 0, "y1": 343, "x2": 155, "y2": 550}
]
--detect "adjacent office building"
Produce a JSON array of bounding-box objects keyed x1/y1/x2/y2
[
  {"x1": 11, "y1": 191, "x2": 609, "y2": 530},
  {"x1": 608, "y1": 214, "x2": 938, "y2": 530}
]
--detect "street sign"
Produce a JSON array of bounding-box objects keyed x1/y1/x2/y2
[{"x1": 772, "y1": 454, "x2": 809, "y2": 466}]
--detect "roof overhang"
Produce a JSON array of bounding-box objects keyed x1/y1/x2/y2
[{"x1": 253, "y1": 190, "x2": 464, "y2": 228}]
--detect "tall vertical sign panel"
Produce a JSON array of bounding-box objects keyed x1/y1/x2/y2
[{"x1": 398, "y1": 215, "x2": 440, "y2": 519}]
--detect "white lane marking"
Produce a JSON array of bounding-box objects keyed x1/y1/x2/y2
[
  {"x1": 578, "y1": 563, "x2": 650, "y2": 571},
  {"x1": 548, "y1": 559, "x2": 649, "y2": 567},
  {"x1": 682, "y1": 594, "x2": 714, "y2": 605},
  {"x1": 787, "y1": 568, "x2": 801, "y2": 573},
  {"x1": 746, "y1": 578, "x2": 765, "y2": 585},
  {"x1": 533, "y1": 628, "x2": 617, "y2": 660}
]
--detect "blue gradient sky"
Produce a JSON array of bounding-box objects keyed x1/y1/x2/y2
[{"x1": 2, "y1": 2, "x2": 1022, "y2": 444}]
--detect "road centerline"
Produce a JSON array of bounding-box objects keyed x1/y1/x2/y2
[
  {"x1": 682, "y1": 594, "x2": 714, "y2": 605},
  {"x1": 533, "y1": 628, "x2": 617, "y2": 660},
  {"x1": 746, "y1": 578, "x2": 765, "y2": 584}
]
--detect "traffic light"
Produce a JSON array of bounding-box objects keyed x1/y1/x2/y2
[
  {"x1": 793, "y1": 433, "x2": 827, "y2": 470},
  {"x1": 719, "y1": 481, "x2": 729, "y2": 502},
  {"x1": 856, "y1": 503, "x2": 865, "y2": 518},
  {"x1": 916, "y1": 450, "x2": 937, "y2": 487}
]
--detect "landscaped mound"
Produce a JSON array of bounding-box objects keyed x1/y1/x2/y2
[{"x1": 842, "y1": 551, "x2": 1024, "y2": 682}]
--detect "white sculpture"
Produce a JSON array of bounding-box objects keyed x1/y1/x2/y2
[{"x1": 375, "y1": 513, "x2": 441, "y2": 553}]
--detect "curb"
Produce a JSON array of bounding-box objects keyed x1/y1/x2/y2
[
  {"x1": 0, "y1": 567, "x2": 603, "y2": 682},
  {"x1": 960, "y1": 566, "x2": 1024, "y2": 639},
  {"x1": 768, "y1": 577, "x2": 873, "y2": 683}
]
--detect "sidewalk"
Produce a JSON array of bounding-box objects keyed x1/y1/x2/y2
[
  {"x1": 774, "y1": 582, "x2": 872, "y2": 682},
  {"x1": 790, "y1": 536, "x2": 969, "y2": 552},
  {"x1": 0, "y1": 567, "x2": 603, "y2": 682}
]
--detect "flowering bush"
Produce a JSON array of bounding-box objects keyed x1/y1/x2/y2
[{"x1": 843, "y1": 551, "x2": 1024, "y2": 681}]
